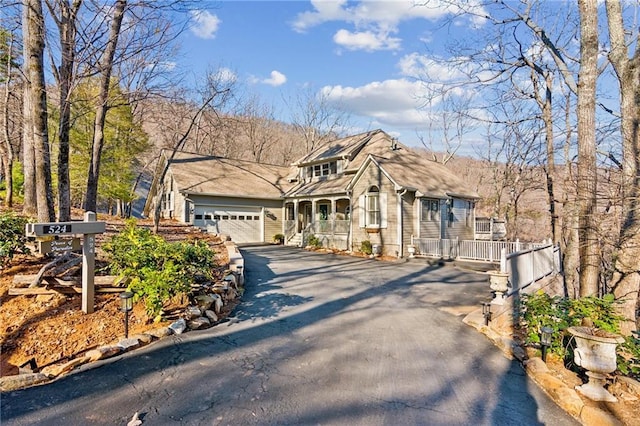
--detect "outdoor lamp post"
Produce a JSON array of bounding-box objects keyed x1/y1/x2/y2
[
  {"x1": 120, "y1": 291, "x2": 134, "y2": 338},
  {"x1": 482, "y1": 302, "x2": 492, "y2": 326},
  {"x1": 540, "y1": 326, "x2": 553, "y2": 362}
]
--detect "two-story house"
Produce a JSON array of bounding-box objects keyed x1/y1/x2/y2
[{"x1": 145, "y1": 129, "x2": 479, "y2": 257}]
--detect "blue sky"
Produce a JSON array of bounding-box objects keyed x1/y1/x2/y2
[
  {"x1": 172, "y1": 0, "x2": 487, "y2": 152},
  {"x1": 168, "y1": 1, "x2": 626, "y2": 161}
]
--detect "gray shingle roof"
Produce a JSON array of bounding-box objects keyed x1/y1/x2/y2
[{"x1": 168, "y1": 151, "x2": 294, "y2": 199}]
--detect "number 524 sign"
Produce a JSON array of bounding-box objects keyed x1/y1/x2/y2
[{"x1": 26, "y1": 221, "x2": 105, "y2": 237}]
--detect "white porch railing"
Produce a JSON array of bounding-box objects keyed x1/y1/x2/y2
[
  {"x1": 412, "y1": 237, "x2": 537, "y2": 262},
  {"x1": 502, "y1": 243, "x2": 561, "y2": 295},
  {"x1": 310, "y1": 220, "x2": 350, "y2": 235}
]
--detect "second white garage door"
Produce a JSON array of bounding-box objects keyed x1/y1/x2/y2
[{"x1": 195, "y1": 207, "x2": 262, "y2": 243}]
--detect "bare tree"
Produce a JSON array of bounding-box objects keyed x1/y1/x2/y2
[
  {"x1": 575, "y1": 0, "x2": 600, "y2": 297},
  {"x1": 84, "y1": 0, "x2": 126, "y2": 213},
  {"x1": 45, "y1": 0, "x2": 83, "y2": 221},
  {"x1": 1, "y1": 25, "x2": 20, "y2": 207},
  {"x1": 417, "y1": 93, "x2": 475, "y2": 165},
  {"x1": 604, "y1": 0, "x2": 640, "y2": 333},
  {"x1": 288, "y1": 86, "x2": 350, "y2": 153},
  {"x1": 23, "y1": 0, "x2": 54, "y2": 221}
]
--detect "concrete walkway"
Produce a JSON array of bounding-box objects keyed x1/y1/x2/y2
[{"x1": 1, "y1": 246, "x2": 577, "y2": 425}]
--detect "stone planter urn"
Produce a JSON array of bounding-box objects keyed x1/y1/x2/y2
[
  {"x1": 567, "y1": 326, "x2": 625, "y2": 402},
  {"x1": 488, "y1": 270, "x2": 510, "y2": 304},
  {"x1": 407, "y1": 245, "x2": 416, "y2": 258}
]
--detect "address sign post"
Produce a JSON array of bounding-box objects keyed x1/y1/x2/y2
[{"x1": 25, "y1": 211, "x2": 105, "y2": 314}]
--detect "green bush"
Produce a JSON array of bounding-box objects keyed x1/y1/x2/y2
[
  {"x1": 273, "y1": 233, "x2": 285, "y2": 244},
  {"x1": 307, "y1": 234, "x2": 321, "y2": 248},
  {"x1": 360, "y1": 240, "x2": 372, "y2": 255},
  {"x1": 103, "y1": 220, "x2": 217, "y2": 320},
  {"x1": 0, "y1": 212, "x2": 30, "y2": 268}
]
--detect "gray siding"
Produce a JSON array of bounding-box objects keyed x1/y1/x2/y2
[
  {"x1": 351, "y1": 162, "x2": 399, "y2": 256},
  {"x1": 443, "y1": 198, "x2": 474, "y2": 240}
]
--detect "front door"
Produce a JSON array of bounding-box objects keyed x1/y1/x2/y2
[{"x1": 303, "y1": 204, "x2": 312, "y2": 229}]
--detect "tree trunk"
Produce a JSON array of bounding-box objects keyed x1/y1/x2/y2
[
  {"x1": 576, "y1": 0, "x2": 600, "y2": 297},
  {"x1": 1, "y1": 34, "x2": 15, "y2": 207},
  {"x1": 84, "y1": 0, "x2": 126, "y2": 212},
  {"x1": 542, "y1": 74, "x2": 560, "y2": 244},
  {"x1": 21, "y1": 4, "x2": 37, "y2": 216},
  {"x1": 24, "y1": 0, "x2": 54, "y2": 221},
  {"x1": 604, "y1": 0, "x2": 640, "y2": 334},
  {"x1": 1, "y1": 97, "x2": 13, "y2": 208},
  {"x1": 53, "y1": 0, "x2": 83, "y2": 221}
]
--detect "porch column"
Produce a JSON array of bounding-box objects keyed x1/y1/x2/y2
[
  {"x1": 311, "y1": 200, "x2": 317, "y2": 223},
  {"x1": 331, "y1": 199, "x2": 336, "y2": 220},
  {"x1": 294, "y1": 200, "x2": 299, "y2": 232}
]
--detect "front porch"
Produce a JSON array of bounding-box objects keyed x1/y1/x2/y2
[{"x1": 284, "y1": 198, "x2": 350, "y2": 248}]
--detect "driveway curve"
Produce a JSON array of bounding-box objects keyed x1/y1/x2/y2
[{"x1": 1, "y1": 246, "x2": 577, "y2": 425}]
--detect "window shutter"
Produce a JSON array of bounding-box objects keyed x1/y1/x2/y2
[
  {"x1": 358, "y1": 194, "x2": 366, "y2": 227},
  {"x1": 380, "y1": 192, "x2": 387, "y2": 228}
]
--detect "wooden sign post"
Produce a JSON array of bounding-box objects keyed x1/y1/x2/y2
[{"x1": 26, "y1": 212, "x2": 106, "y2": 314}]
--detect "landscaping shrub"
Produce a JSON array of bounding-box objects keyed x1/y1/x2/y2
[
  {"x1": 0, "y1": 212, "x2": 30, "y2": 268},
  {"x1": 307, "y1": 234, "x2": 321, "y2": 248},
  {"x1": 273, "y1": 233, "x2": 285, "y2": 244},
  {"x1": 103, "y1": 220, "x2": 216, "y2": 320},
  {"x1": 360, "y1": 240, "x2": 372, "y2": 255}
]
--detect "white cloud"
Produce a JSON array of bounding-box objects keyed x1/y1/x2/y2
[
  {"x1": 255, "y1": 70, "x2": 287, "y2": 87},
  {"x1": 190, "y1": 10, "x2": 221, "y2": 39},
  {"x1": 264, "y1": 70, "x2": 287, "y2": 86},
  {"x1": 292, "y1": 1, "x2": 487, "y2": 52},
  {"x1": 321, "y1": 78, "x2": 431, "y2": 128},
  {"x1": 333, "y1": 29, "x2": 401, "y2": 52},
  {"x1": 214, "y1": 67, "x2": 237, "y2": 85}
]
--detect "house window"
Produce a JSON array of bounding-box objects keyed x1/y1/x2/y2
[
  {"x1": 421, "y1": 199, "x2": 440, "y2": 222},
  {"x1": 319, "y1": 204, "x2": 329, "y2": 220},
  {"x1": 366, "y1": 186, "x2": 380, "y2": 226},
  {"x1": 310, "y1": 161, "x2": 338, "y2": 177}
]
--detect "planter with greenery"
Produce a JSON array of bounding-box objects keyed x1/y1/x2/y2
[
  {"x1": 519, "y1": 291, "x2": 640, "y2": 387},
  {"x1": 273, "y1": 234, "x2": 285, "y2": 244}
]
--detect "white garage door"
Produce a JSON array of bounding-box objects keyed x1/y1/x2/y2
[{"x1": 194, "y1": 207, "x2": 262, "y2": 243}]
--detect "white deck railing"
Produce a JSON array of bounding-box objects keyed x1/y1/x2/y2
[
  {"x1": 502, "y1": 243, "x2": 561, "y2": 295},
  {"x1": 412, "y1": 237, "x2": 538, "y2": 262},
  {"x1": 411, "y1": 236, "x2": 560, "y2": 292}
]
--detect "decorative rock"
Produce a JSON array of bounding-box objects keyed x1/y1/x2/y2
[
  {"x1": 194, "y1": 294, "x2": 215, "y2": 311},
  {"x1": 131, "y1": 333, "x2": 153, "y2": 344},
  {"x1": 213, "y1": 294, "x2": 224, "y2": 313},
  {"x1": 224, "y1": 273, "x2": 238, "y2": 288},
  {"x1": 188, "y1": 316, "x2": 211, "y2": 330},
  {"x1": 0, "y1": 373, "x2": 50, "y2": 392},
  {"x1": 169, "y1": 318, "x2": 187, "y2": 335},
  {"x1": 553, "y1": 386, "x2": 584, "y2": 418},
  {"x1": 580, "y1": 405, "x2": 623, "y2": 426},
  {"x1": 118, "y1": 338, "x2": 141, "y2": 351},
  {"x1": 185, "y1": 306, "x2": 202, "y2": 320},
  {"x1": 146, "y1": 327, "x2": 172, "y2": 338},
  {"x1": 205, "y1": 310, "x2": 218, "y2": 322},
  {"x1": 524, "y1": 357, "x2": 550, "y2": 375},
  {"x1": 41, "y1": 356, "x2": 90, "y2": 377},
  {"x1": 85, "y1": 345, "x2": 123, "y2": 362}
]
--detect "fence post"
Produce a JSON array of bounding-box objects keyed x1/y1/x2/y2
[{"x1": 500, "y1": 248, "x2": 507, "y2": 273}]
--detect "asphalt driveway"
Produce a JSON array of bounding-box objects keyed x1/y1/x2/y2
[{"x1": 1, "y1": 246, "x2": 577, "y2": 425}]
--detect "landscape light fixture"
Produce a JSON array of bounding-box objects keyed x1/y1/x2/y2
[
  {"x1": 120, "y1": 291, "x2": 134, "y2": 339},
  {"x1": 482, "y1": 302, "x2": 492, "y2": 326},
  {"x1": 540, "y1": 326, "x2": 553, "y2": 362}
]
